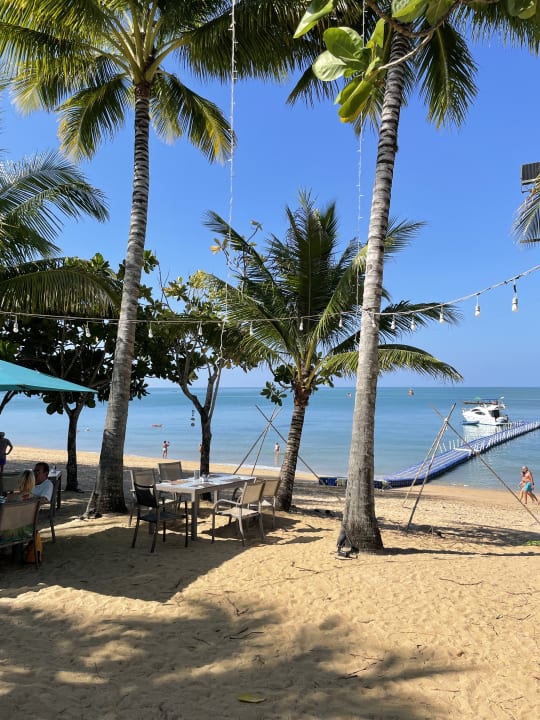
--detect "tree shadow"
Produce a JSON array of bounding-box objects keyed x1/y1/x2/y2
[{"x1": 0, "y1": 590, "x2": 468, "y2": 719}]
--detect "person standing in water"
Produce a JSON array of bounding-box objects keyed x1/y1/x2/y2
[{"x1": 162, "y1": 440, "x2": 170, "y2": 458}]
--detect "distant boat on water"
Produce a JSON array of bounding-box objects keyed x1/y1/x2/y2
[
  {"x1": 408, "y1": 388, "x2": 414, "y2": 396},
  {"x1": 462, "y1": 397, "x2": 509, "y2": 426}
]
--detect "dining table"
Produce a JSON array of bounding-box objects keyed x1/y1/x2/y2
[{"x1": 156, "y1": 473, "x2": 254, "y2": 540}]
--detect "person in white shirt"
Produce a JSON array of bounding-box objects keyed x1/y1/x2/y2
[{"x1": 31, "y1": 462, "x2": 53, "y2": 504}]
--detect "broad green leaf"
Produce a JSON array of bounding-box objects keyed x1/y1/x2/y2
[
  {"x1": 366, "y1": 19, "x2": 386, "y2": 49},
  {"x1": 364, "y1": 58, "x2": 383, "y2": 81},
  {"x1": 323, "y1": 26, "x2": 364, "y2": 64},
  {"x1": 392, "y1": 0, "x2": 427, "y2": 22},
  {"x1": 335, "y1": 77, "x2": 361, "y2": 105},
  {"x1": 294, "y1": 0, "x2": 335, "y2": 38},
  {"x1": 425, "y1": 0, "x2": 455, "y2": 25},
  {"x1": 237, "y1": 693, "x2": 266, "y2": 703},
  {"x1": 313, "y1": 50, "x2": 347, "y2": 81},
  {"x1": 338, "y1": 79, "x2": 374, "y2": 122}
]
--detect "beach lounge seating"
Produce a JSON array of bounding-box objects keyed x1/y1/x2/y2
[
  {"x1": 131, "y1": 469, "x2": 188, "y2": 553},
  {"x1": 211, "y1": 478, "x2": 266, "y2": 546},
  {"x1": 0, "y1": 498, "x2": 41, "y2": 568}
]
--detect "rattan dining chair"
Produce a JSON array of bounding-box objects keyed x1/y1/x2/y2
[
  {"x1": 131, "y1": 469, "x2": 188, "y2": 553},
  {"x1": 211, "y1": 479, "x2": 266, "y2": 546}
]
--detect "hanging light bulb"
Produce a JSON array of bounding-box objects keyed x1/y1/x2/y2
[
  {"x1": 512, "y1": 282, "x2": 518, "y2": 312},
  {"x1": 148, "y1": 324, "x2": 153, "y2": 339},
  {"x1": 474, "y1": 296, "x2": 481, "y2": 317},
  {"x1": 13, "y1": 316, "x2": 19, "y2": 333},
  {"x1": 410, "y1": 316, "x2": 416, "y2": 332},
  {"x1": 390, "y1": 315, "x2": 396, "y2": 331},
  {"x1": 85, "y1": 323, "x2": 91, "y2": 338},
  {"x1": 249, "y1": 321, "x2": 253, "y2": 336},
  {"x1": 371, "y1": 312, "x2": 376, "y2": 328},
  {"x1": 439, "y1": 307, "x2": 445, "y2": 323},
  {"x1": 197, "y1": 322, "x2": 203, "y2": 336},
  {"x1": 298, "y1": 317, "x2": 304, "y2": 331},
  {"x1": 338, "y1": 314, "x2": 343, "y2": 329}
]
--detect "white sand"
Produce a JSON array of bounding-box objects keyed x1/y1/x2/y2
[{"x1": 1, "y1": 446, "x2": 540, "y2": 719}]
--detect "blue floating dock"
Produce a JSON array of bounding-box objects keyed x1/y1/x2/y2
[{"x1": 376, "y1": 420, "x2": 540, "y2": 489}]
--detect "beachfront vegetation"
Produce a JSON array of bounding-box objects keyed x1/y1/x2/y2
[
  {"x1": 0, "y1": 149, "x2": 114, "y2": 317},
  {"x1": 0, "y1": 1, "x2": 319, "y2": 512},
  {"x1": 0, "y1": 253, "x2": 167, "y2": 491},
  {"x1": 294, "y1": 0, "x2": 535, "y2": 550},
  {"x1": 146, "y1": 273, "x2": 256, "y2": 476},
  {"x1": 204, "y1": 190, "x2": 462, "y2": 512}
]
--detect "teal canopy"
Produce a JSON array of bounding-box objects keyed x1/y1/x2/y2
[{"x1": 0, "y1": 359, "x2": 94, "y2": 393}]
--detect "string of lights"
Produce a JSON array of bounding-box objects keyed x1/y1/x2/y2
[{"x1": 1, "y1": 262, "x2": 538, "y2": 332}]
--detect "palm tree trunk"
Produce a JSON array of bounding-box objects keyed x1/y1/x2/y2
[
  {"x1": 95, "y1": 83, "x2": 152, "y2": 513},
  {"x1": 341, "y1": 32, "x2": 409, "y2": 551},
  {"x1": 277, "y1": 391, "x2": 309, "y2": 512}
]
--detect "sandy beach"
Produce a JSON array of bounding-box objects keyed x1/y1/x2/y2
[{"x1": 1, "y1": 445, "x2": 540, "y2": 719}]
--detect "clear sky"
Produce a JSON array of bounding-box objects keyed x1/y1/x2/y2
[{"x1": 1, "y1": 34, "x2": 539, "y2": 389}]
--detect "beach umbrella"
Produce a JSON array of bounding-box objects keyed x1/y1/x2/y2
[{"x1": 0, "y1": 359, "x2": 94, "y2": 393}]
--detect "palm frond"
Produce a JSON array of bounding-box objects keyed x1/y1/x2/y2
[
  {"x1": 152, "y1": 73, "x2": 232, "y2": 160},
  {"x1": 58, "y1": 74, "x2": 131, "y2": 160},
  {"x1": 377, "y1": 344, "x2": 463, "y2": 382},
  {"x1": 513, "y1": 184, "x2": 540, "y2": 244},
  {"x1": 416, "y1": 23, "x2": 478, "y2": 128},
  {"x1": 0, "y1": 260, "x2": 119, "y2": 315},
  {"x1": 0, "y1": 150, "x2": 108, "y2": 248}
]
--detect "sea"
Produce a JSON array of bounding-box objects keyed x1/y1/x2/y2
[{"x1": 3, "y1": 386, "x2": 540, "y2": 491}]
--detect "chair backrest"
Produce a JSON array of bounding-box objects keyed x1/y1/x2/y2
[
  {"x1": 131, "y1": 469, "x2": 159, "y2": 509},
  {"x1": 0, "y1": 498, "x2": 40, "y2": 534},
  {"x1": 47, "y1": 475, "x2": 61, "y2": 517},
  {"x1": 240, "y1": 479, "x2": 265, "y2": 506},
  {"x1": 0, "y1": 474, "x2": 20, "y2": 494},
  {"x1": 261, "y1": 476, "x2": 280, "y2": 499},
  {"x1": 158, "y1": 461, "x2": 183, "y2": 482}
]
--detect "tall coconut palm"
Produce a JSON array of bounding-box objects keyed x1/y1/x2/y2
[
  {"x1": 205, "y1": 191, "x2": 462, "y2": 511},
  {"x1": 0, "y1": 0, "x2": 321, "y2": 512},
  {"x1": 0, "y1": 148, "x2": 115, "y2": 314},
  {"x1": 293, "y1": 0, "x2": 534, "y2": 550}
]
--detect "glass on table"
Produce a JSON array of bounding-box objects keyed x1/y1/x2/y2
[{"x1": 193, "y1": 470, "x2": 200, "y2": 480}]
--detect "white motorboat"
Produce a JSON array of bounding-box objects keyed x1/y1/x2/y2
[{"x1": 462, "y1": 397, "x2": 509, "y2": 426}]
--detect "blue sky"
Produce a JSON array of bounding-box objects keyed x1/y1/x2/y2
[{"x1": 1, "y1": 35, "x2": 539, "y2": 389}]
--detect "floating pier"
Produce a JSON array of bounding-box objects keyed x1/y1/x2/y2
[{"x1": 376, "y1": 420, "x2": 540, "y2": 489}]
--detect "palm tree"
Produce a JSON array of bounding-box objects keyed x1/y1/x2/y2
[
  {"x1": 205, "y1": 191, "x2": 462, "y2": 511},
  {"x1": 0, "y1": 148, "x2": 115, "y2": 315},
  {"x1": 0, "y1": 0, "x2": 320, "y2": 512},
  {"x1": 293, "y1": 0, "x2": 533, "y2": 550}
]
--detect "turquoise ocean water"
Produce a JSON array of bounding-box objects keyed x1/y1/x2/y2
[{"x1": 3, "y1": 386, "x2": 540, "y2": 491}]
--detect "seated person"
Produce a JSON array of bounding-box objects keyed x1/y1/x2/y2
[{"x1": 31, "y1": 462, "x2": 53, "y2": 504}]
